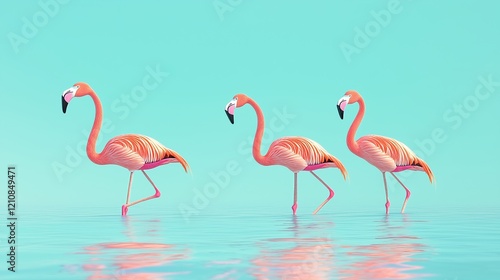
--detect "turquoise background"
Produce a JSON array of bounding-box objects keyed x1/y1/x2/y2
[{"x1": 1, "y1": 0, "x2": 499, "y2": 215}]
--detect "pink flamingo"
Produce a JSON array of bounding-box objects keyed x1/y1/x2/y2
[
  {"x1": 61, "y1": 82, "x2": 190, "y2": 215},
  {"x1": 225, "y1": 94, "x2": 347, "y2": 215},
  {"x1": 337, "y1": 90, "x2": 434, "y2": 214}
]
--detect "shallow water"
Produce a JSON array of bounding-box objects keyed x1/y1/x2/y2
[{"x1": 2, "y1": 207, "x2": 499, "y2": 279}]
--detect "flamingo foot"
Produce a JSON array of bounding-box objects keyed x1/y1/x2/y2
[
  {"x1": 154, "y1": 189, "x2": 161, "y2": 198},
  {"x1": 121, "y1": 205, "x2": 128, "y2": 216},
  {"x1": 385, "y1": 201, "x2": 390, "y2": 214},
  {"x1": 401, "y1": 190, "x2": 411, "y2": 213},
  {"x1": 312, "y1": 189, "x2": 335, "y2": 215},
  {"x1": 291, "y1": 204, "x2": 298, "y2": 215},
  {"x1": 328, "y1": 189, "x2": 334, "y2": 200}
]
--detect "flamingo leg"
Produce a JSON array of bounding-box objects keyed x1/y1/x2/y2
[
  {"x1": 390, "y1": 172, "x2": 411, "y2": 213},
  {"x1": 123, "y1": 170, "x2": 161, "y2": 214},
  {"x1": 383, "y1": 172, "x2": 390, "y2": 214},
  {"x1": 122, "y1": 172, "x2": 134, "y2": 216},
  {"x1": 292, "y1": 173, "x2": 298, "y2": 215},
  {"x1": 310, "y1": 171, "x2": 334, "y2": 215}
]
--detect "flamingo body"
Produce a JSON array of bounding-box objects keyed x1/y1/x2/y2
[
  {"x1": 99, "y1": 134, "x2": 189, "y2": 172},
  {"x1": 265, "y1": 136, "x2": 347, "y2": 177},
  {"x1": 356, "y1": 135, "x2": 433, "y2": 181}
]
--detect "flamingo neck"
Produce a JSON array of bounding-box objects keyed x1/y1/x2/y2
[
  {"x1": 347, "y1": 98, "x2": 365, "y2": 155},
  {"x1": 86, "y1": 91, "x2": 104, "y2": 164},
  {"x1": 246, "y1": 98, "x2": 268, "y2": 165}
]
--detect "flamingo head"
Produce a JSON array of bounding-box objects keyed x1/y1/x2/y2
[
  {"x1": 224, "y1": 93, "x2": 248, "y2": 124},
  {"x1": 62, "y1": 82, "x2": 92, "y2": 113},
  {"x1": 337, "y1": 90, "x2": 361, "y2": 119}
]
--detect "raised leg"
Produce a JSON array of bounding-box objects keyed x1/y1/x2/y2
[
  {"x1": 383, "y1": 172, "x2": 390, "y2": 214},
  {"x1": 390, "y1": 172, "x2": 411, "y2": 213},
  {"x1": 292, "y1": 173, "x2": 298, "y2": 215},
  {"x1": 123, "y1": 170, "x2": 162, "y2": 215},
  {"x1": 122, "y1": 172, "x2": 134, "y2": 216},
  {"x1": 310, "y1": 171, "x2": 335, "y2": 215}
]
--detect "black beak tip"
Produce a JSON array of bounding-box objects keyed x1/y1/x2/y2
[
  {"x1": 62, "y1": 96, "x2": 68, "y2": 114},
  {"x1": 337, "y1": 105, "x2": 344, "y2": 120},
  {"x1": 225, "y1": 110, "x2": 234, "y2": 124}
]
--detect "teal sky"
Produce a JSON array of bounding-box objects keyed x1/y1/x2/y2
[{"x1": 1, "y1": 0, "x2": 499, "y2": 215}]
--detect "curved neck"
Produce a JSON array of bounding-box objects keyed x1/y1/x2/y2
[
  {"x1": 347, "y1": 98, "x2": 365, "y2": 155},
  {"x1": 86, "y1": 91, "x2": 104, "y2": 164},
  {"x1": 246, "y1": 98, "x2": 267, "y2": 165}
]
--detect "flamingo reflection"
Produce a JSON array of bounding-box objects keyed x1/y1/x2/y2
[
  {"x1": 74, "y1": 217, "x2": 191, "y2": 279},
  {"x1": 250, "y1": 216, "x2": 336, "y2": 279},
  {"x1": 339, "y1": 215, "x2": 430, "y2": 279}
]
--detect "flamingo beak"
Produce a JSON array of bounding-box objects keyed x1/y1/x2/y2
[
  {"x1": 337, "y1": 95, "x2": 350, "y2": 120},
  {"x1": 62, "y1": 96, "x2": 69, "y2": 114},
  {"x1": 225, "y1": 98, "x2": 237, "y2": 124},
  {"x1": 62, "y1": 86, "x2": 78, "y2": 114},
  {"x1": 337, "y1": 104, "x2": 344, "y2": 119}
]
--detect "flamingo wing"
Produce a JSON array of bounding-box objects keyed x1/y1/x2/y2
[
  {"x1": 267, "y1": 145, "x2": 308, "y2": 172},
  {"x1": 102, "y1": 134, "x2": 189, "y2": 172},
  {"x1": 268, "y1": 137, "x2": 347, "y2": 177},
  {"x1": 358, "y1": 135, "x2": 434, "y2": 182},
  {"x1": 102, "y1": 142, "x2": 145, "y2": 171}
]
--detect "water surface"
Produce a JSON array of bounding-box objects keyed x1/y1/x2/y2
[{"x1": 2, "y1": 207, "x2": 499, "y2": 279}]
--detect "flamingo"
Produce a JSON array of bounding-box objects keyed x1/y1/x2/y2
[
  {"x1": 61, "y1": 82, "x2": 189, "y2": 216},
  {"x1": 336, "y1": 90, "x2": 434, "y2": 214},
  {"x1": 224, "y1": 94, "x2": 347, "y2": 215}
]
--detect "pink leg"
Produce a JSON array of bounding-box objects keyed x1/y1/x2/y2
[
  {"x1": 310, "y1": 171, "x2": 334, "y2": 215},
  {"x1": 122, "y1": 172, "x2": 134, "y2": 216},
  {"x1": 383, "y1": 172, "x2": 390, "y2": 214},
  {"x1": 123, "y1": 170, "x2": 161, "y2": 214},
  {"x1": 291, "y1": 173, "x2": 298, "y2": 215},
  {"x1": 390, "y1": 172, "x2": 411, "y2": 213}
]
